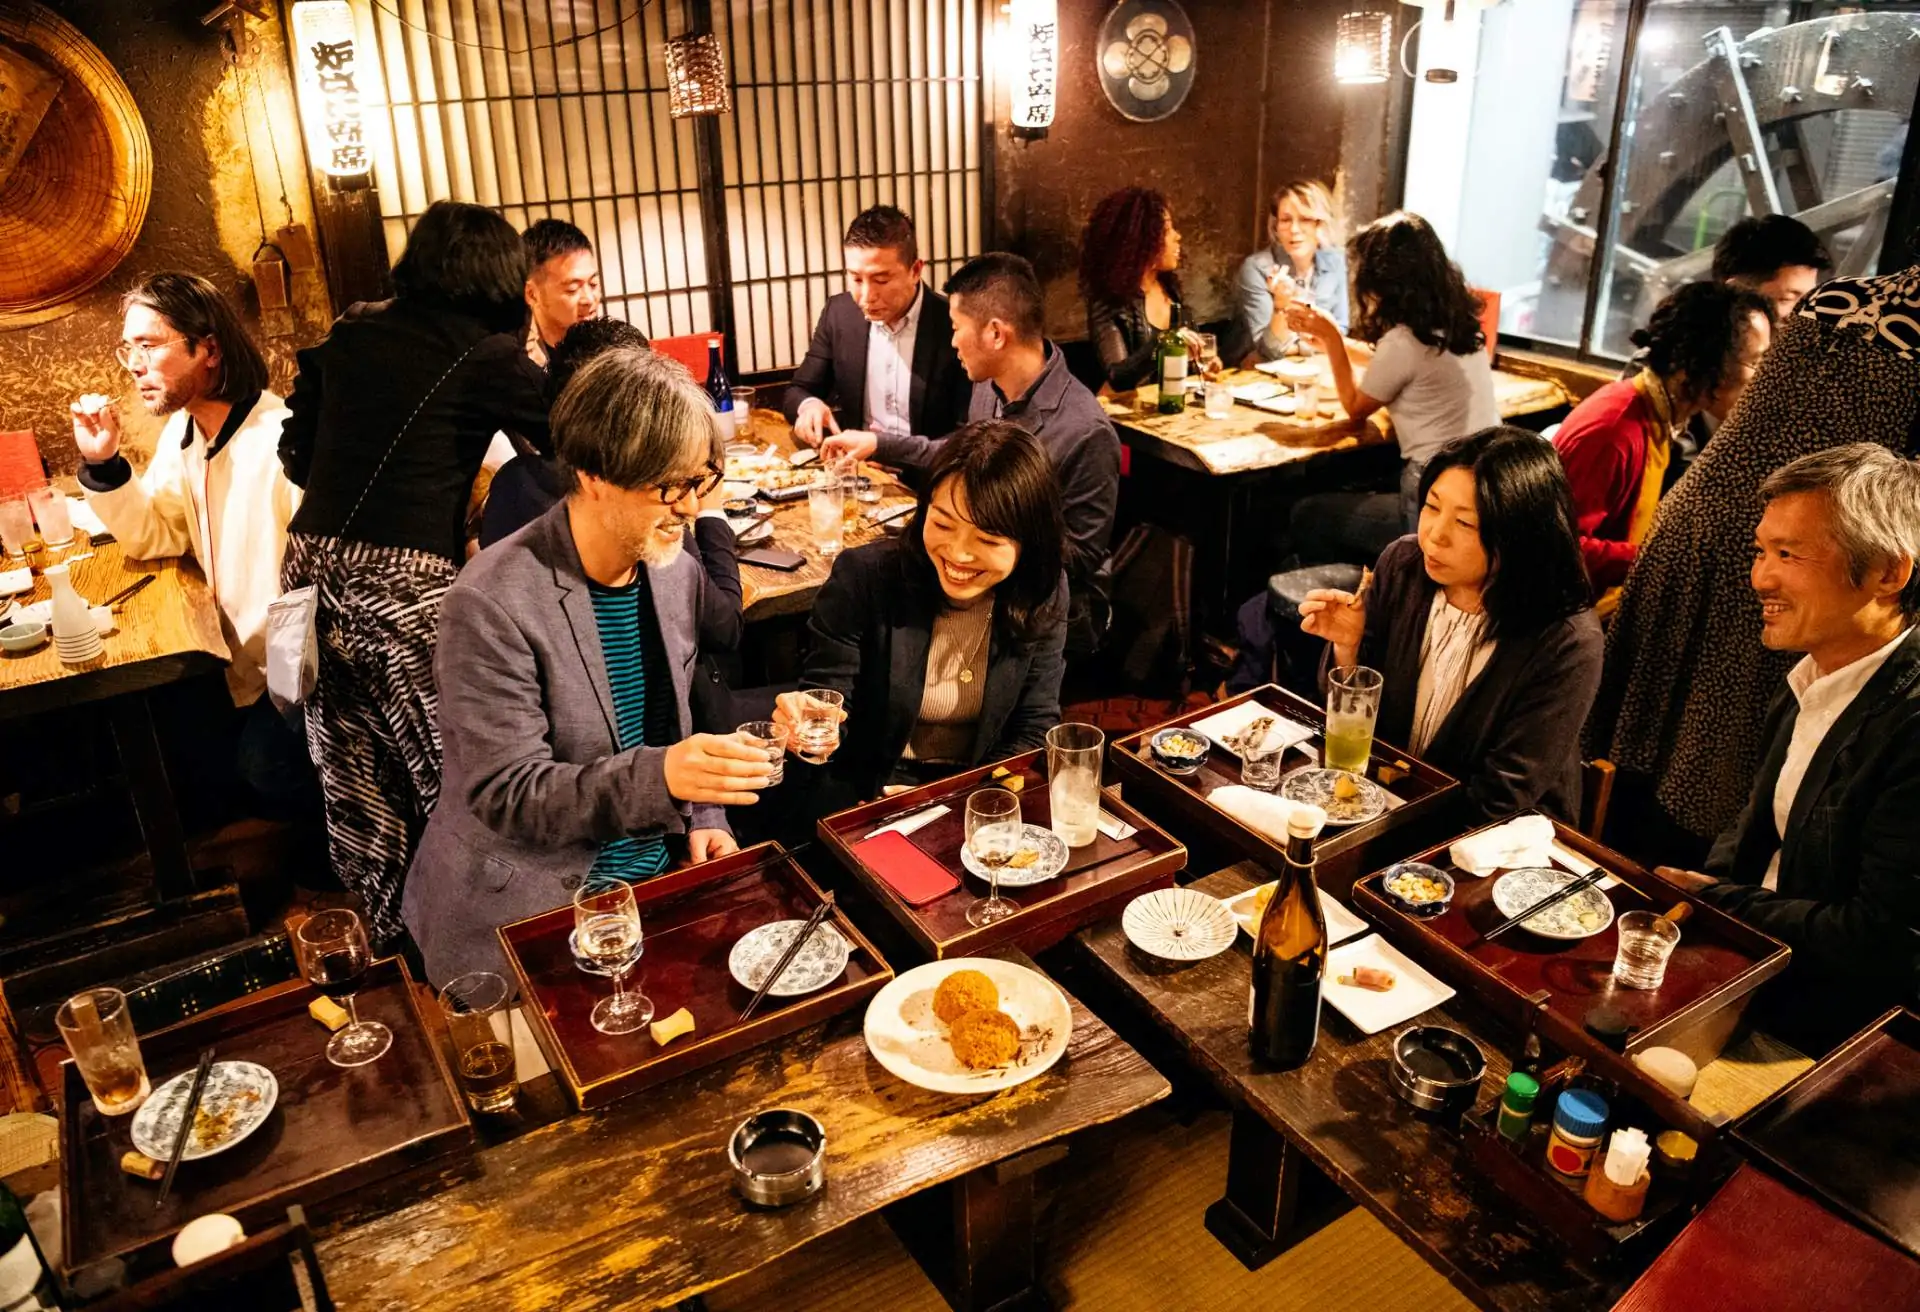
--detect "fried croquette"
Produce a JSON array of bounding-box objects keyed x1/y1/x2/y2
[
  {"x1": 933, "y1": 968, "x2": 999, "y2": 1024},
  {"x1": 948, "y1": 1008, "x2": 1021, "y2": 1069}
]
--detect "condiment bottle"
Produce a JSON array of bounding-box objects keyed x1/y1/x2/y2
[
  {"x1": 1546, "y1": 1088, "x2": 1609, "y2": 1177},
  {"x1": 1653, "y1": 1129, "x2": 1698, "y2": 1180},
  {"x1": 1497, "y1": 1070, "x2": 1540, "y2": 1144},
  {"x1": 1584, "y1": 1126, "x2": 1652, "y2": 1222},
  {"x1": 47, "y1": 562, "x2": 102, "y2": 664},
  {"x1": 1631, "y1": 1046, "x2": 1698, "y2": 1098}
]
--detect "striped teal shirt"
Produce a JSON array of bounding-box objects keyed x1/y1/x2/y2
[{"x1": 587, "y1": 575, "x2": 675, "y2": 881}]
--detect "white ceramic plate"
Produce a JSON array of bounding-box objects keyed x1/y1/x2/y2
[
  {"x1": 863, "y1": 958, "x2": 1072, "y2": 1094},
  {"x1": 1322, "y1": 935, "x2": 1456, "y2": 1035},
  {"x1": 1248, "y1": 394, "x2": 1301, "y2": 415},
  {"x1": 1280, "y1": 767, "x2": 1388, "y2": 826},
  {"x1": 1184, "y1": 703, "x2": 1314, "y2": 760},
  {"x1": 959, "y1": 823, "x2": 1069, "y2": 888},
  {"x1": 1490, "y1": 868, "x2": 1617, "y2": 940},
  {"x1": 1255, "y1": 358, "x2": 1324, "y2": 381},
  {"x1": 1122, "y1": 888, "x2": 1236, "y2": 961},
  {"x1": 1229, "y1": 380, "x2": 1284, "y2": 403},
  {"x1": 131, "y1": 1060, "x2": 278, "y2": 1162},
  {"x1": 728, "y1": 920, "x2": 853, "y2": 997},
  {"x1": 1222, "y1": 882, "x2": 1367, "y2": 947}
]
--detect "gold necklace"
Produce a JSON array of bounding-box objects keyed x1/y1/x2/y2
[{"x1": 958, "y1": 603, "x2": 993, "y2": 685}]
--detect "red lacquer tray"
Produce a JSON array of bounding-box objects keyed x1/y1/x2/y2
[
  {"x1": 816, "y1": 750, "x2": 1187, "y2": 960},
  {"x1": 1350, "y1": 816, "x2": 1790, "y2": 1141},
  {"x1": 1110, "y1": 683, "x2": 1465, "y2": 897},
  {"x1": 498, "y1": 842, "x2": 892, "y2": 1109}
]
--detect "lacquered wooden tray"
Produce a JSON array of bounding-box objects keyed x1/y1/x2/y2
[
  {"x1": 498, "y1": 843, "x2": 892, "y2": 1110},
  {"x1": 59, "y1": 956, "x2": 472, "y2": 1271},
  {"x1": 1734, "y1": 1007, "x2": 1920, "y2": 1262},
  {"x1": 1110, "y1": 684, "x2": 1465, "y2": 897},
  {"x1": 815, "y1": 750, "x2": 1187, "y2": 961},
  {"x1": 1350, "y1": 816, "x2": 1790, "y2": 1142}
]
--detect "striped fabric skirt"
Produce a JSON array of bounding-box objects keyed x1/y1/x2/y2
[{"x1": 281, "y1": 533, "x2": 457, "y2": 947}]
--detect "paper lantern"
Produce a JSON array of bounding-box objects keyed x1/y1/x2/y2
[
  {"x1": 1009, "y1": 0, "x2": 1059, "y2": 133},
  {"x1": 289, "y1": 0, "x2": 371, "y2": 179}
]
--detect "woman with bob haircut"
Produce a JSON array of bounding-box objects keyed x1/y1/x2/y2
[
  {"x1": 1287, "y1": 211, "x2": 1498, "y2": 565},
  {"x1": 279, "y1": 198, "x2": 553, "y2": 949},
  {"x1": 1078, "y1": 187, "x2": 1230, "y2": 391},
  {"x1": 1236, "y1": 179, "x2": 1349, "y2": 360},
  {"x1": 774, "y1": 420, "x2": 1070, "y2": 807},
  {"x1": 1299, "y1": 426, "x2": 1602, "y2": 822}
]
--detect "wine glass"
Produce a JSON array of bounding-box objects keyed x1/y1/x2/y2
[
  {"x1": 964, "y1": 787, "x2": 1022, "y2": 927},
  {"x1": 293, "y1": 909, "x2": 392, "y2": 1067},
  {"x1": 572, "y1": 880, "x2": 653, "y2": 1035}
]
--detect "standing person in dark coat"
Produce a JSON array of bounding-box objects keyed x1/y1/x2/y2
[
  {"x1": 279, "y1": 199, "x2": 551, "y2": 947},
  {"x1": 782, "y1": 205, "x2": 972, "y2": 449},
  {"x1": 1654, "y1": 444, "x2": 1920, "y2": 1054},
  {"x1": 1587, "y1": 264, "x2": 1920, "y2": 859},
  {"x1": 1299, "y1": 426, "x2": 1602, "y2": 822}
]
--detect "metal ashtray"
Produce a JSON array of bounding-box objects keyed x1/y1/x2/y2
[
  {"x1": 728, "y1": 1108, "x2": 826, "y2": 1208},
  {"x1": 1390, "y1": 1025, "x2": 1486, "y2": 1118}
]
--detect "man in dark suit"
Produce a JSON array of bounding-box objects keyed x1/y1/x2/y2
[
  {"x1": 782, "y1": 205, "x2": 971, "y2": 448},
  {"x1": 1657, "y1": 444, "x2": 1920, "y2": 1053}
]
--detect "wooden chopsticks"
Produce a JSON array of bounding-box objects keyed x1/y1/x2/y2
[
  {"x1": 156, "y1": 1047, "x2": 215, "y2": 1210},
  {"x1": 1478, "y1": 868, "x2": 1610, "y2": 943}
]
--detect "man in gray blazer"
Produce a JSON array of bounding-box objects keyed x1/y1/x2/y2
[{"x1": 403, "y1": 347, "x2": 774, "y2": 983}]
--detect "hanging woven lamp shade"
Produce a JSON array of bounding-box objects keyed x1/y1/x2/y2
[{"x1": 0, "y1": 1, "x2": 153, "y2": 329}]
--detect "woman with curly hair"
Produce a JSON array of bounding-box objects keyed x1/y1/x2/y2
[
  {"x1": 1554, "y1": 282, "x2": 1772, "y2": 615},
  {"x1": 1286, "y1": 211, "x2": 1498, "y2": 564},
  {"x1": 1079, "y1": 187, "x2": 1219, "y2": 391}
]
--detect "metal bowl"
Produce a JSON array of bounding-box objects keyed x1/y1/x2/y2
[
  {"x1": 1390, "y1": 1025, "x2": 1486, "y2": 1118},
  {"x1": 1149, "y1": 727, "x2": 1212, "y2": 775},
  {"x1": 728, "y1": 1108, "x2": 825, "y2": 1208}
]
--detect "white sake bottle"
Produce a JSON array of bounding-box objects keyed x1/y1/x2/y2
[{"x1": 46, "y1": 562, "x2": 102, "y2": 663}]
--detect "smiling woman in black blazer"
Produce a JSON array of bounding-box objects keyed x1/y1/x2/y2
[{"x1": 775, "y1": 420, "x2": 1069, "y2": 808}]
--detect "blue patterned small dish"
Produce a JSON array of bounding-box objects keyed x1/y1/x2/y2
[
  {"x1": 131, "y1": 1060, "x2": 278, "y2": 1161},
  {"x1": 1149, "y1": 727, "x2": 1212, "y2": 775},
  {"x1": 729, "y1": 921, "x2": 852, "y2": 998}
]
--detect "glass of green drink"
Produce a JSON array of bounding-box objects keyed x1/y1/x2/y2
[{"x1": 1325, "y1": 666, "x2": 1383, "y2": 774}]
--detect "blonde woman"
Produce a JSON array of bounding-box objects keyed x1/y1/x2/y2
[{"x1": 1236, "y1": 180, "x2": 1349, "y2": 360}]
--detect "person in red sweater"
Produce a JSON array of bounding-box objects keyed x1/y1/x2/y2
[{"x1": 1554, "y1": 282, "x2": 1772, "y2": 615}]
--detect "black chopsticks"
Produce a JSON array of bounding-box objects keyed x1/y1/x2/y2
[
  {"x1": 103, "y1": 574, "x2": 155, "y2": 611},
  {"x1": 740, "y1": 894, "x2": 836, "y2": 1023},
  {"x1": 1478, "y1": 868, "x2": 1610, "y2": 943},
  {"x1": 156, "y1": 1047, "x2": 215, "y2": 1211}
]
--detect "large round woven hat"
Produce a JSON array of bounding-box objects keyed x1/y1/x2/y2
[{"x1": 0, "y1": 1, "x2": 151, "y2": 328}]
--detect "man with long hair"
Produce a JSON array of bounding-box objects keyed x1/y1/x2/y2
[{"x1": 70, "y1": 272, "x2": 307, "y2": 807}]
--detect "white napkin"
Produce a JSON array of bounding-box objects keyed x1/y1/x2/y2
[
  {"x1": 66, "y1": 497, "x2": 107, "y2": 538},
  {"x1": 1207, "y1": 786, "x2": 1327, "y2": 842},
  {"x1": 1449, "y1": 815, "x2": 1557, "y2": 877}
]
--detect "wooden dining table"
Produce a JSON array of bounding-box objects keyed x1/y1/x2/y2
[
  {"x1": 315, "y1": 948, "x2": 1170, "y2": 1312},
  {"x1": 734, "y1": 409, "x2": 917, "y2": 623},
  {"x1": 0, "y1": 523, "x2": 228, "y2": 905}
]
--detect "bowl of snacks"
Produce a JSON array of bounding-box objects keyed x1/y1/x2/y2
[
  {"x1": 1149, "y1": 727, "x2": 1212, "y2": 775},
  {"x1": 1380, "y1": 861, "x2": 1455, "y2": 918}
]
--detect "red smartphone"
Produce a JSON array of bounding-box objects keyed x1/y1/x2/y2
[
  {"x1": 854, "y1": 831, "x2": 960, "y2": 906},
  {"x1": 740, "y1": 546, "x2": 806, "y2": 571}
]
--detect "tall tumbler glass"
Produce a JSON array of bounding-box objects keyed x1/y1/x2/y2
[
  {"x1": 439, "y1": 971, "x2": 517, "y2": 1113},
  {"x1": 56, "y1": 987, "x2": 150, "y2": 1116},
  {"x1": 0, "y1": 497, "x2": 35, "y2": 558},
  {"x1": 26, "y1": 485, "x2": 72, "y2": 548},
  {"x1": 1046, "y1": 723, "x2": 1105, "y2": 848},
  {"x1": 1325, "y1": 666, "x2": 1384, "y2": 774},
  {"x1": 808, "y1": 478, "x2": 845, "y2": 557}
]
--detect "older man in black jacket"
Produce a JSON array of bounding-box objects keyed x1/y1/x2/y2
[{"x1": 1658, "y1": 443, "x2": 1920, "y2": 1053}]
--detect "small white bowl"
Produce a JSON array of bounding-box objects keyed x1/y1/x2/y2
[
  {"x1": 0, "y1": 619, "x2": 47, "y2": 653},
  {"x1": 91, "y1": 605, "x2": 114, "y2": 636}
]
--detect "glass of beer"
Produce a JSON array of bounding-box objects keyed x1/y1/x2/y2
[
  {"x1": 439, "y1": 971, "x2": 517, "y2": 1113},
  {"x1": 1325, "y1": 665, "x2": 1384, "y2": 774},
  {"x1": 56, "y1": 987, "x2": 150, "y2": 1116}
]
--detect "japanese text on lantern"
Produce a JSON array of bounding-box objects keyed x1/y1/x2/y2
[
  {"x1": 1010, "y1": 1, "x2": 1058, "y2": 130},
  {"x1": 291, "y1": 1, "x2": 373, "y2": 178}
]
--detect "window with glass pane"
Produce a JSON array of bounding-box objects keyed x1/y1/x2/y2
[
  {"x1": 1402, "y1": 0, "x2": 1634, "y2": 348},
  {"x1": 1587, "y1": 1, "x2": 1916, "y2": 359},
  {"x1": 1403, "y1": 0, "x2": 1917, "y2": 360}
]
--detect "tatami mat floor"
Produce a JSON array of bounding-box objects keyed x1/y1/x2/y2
[{"x1": 706, "y1": 1104, "x2": 1474, "y2": 1312}]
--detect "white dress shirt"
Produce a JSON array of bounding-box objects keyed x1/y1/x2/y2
[
  {"x1": 1765, "y1": 627, "x2": 1913, "y2": 889},
  {"x1": 1411, "y1": 593, "x2": 1496, "y2": 754},
  {"x1": 863, "y1": 286, "x2": 923, "y2": 439}
]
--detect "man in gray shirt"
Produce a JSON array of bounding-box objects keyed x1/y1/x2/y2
[{"x1": 828, "y1": 253, "x2": 1120, "y2": 653}]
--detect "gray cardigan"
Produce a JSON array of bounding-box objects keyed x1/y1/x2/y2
[{"x1": 401, "y1": 502, "x2": 728, "y2": 984}]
